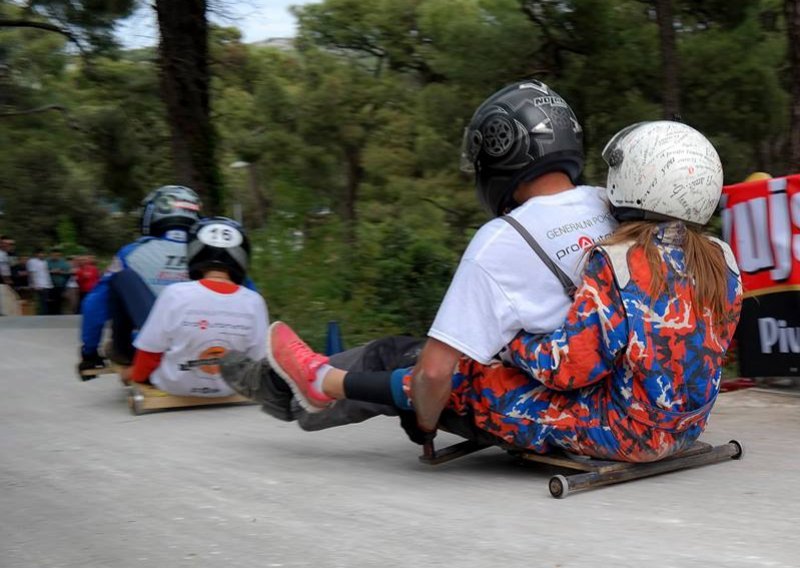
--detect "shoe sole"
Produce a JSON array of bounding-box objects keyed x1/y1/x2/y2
[{"x1": 266, "y1": 321, "x2": 327, "y2": 414}]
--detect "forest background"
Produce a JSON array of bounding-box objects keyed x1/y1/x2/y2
[{"x1": 2, "y1": 0, "x2": 799, "y2": 347}]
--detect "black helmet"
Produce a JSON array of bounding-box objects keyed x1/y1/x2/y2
[
  {"x1": 460, "y1": 79, "x2": 584, "y2": 216},
  {"x1": 187, "y1": 217, "x2": 250, "y2": 284},
  {"x1": 140, "y1": 185, "x2": 202, "y2": 237}
]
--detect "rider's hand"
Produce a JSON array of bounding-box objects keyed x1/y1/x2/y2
[{"x1": 398, "y1": 411, "x2": 437, "y2": 445}]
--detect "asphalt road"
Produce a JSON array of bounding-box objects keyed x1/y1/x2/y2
[{"x1": 1, "y1": 316, "x2": 798, "y2": 568}]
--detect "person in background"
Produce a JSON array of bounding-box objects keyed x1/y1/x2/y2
[
  {"x1": 11, "y1": 255, "x2": 29, "y2": 293},
  {"x1": 10, "y1": 255, "x2": 30, "y2": 313},
  {"x1": 75, "y1": 255, "x2": 100, "y2": 313},
  {"x1": 64, "y1": 256, "x2": 80, "y2": 314},
  {"x1": 47, "y1": 248, "x2": 71, "y2": 315},
  {"x1": 0, "y1": 235, "x2": 11, "y2": 287},
  {"x1": 26, "y1": 249, "x2": 53, "y2": 315},
  {"x1": 0, "y1": 236, "x2": 12, "y2": 316}
]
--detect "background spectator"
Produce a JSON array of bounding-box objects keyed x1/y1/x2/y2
[
  {"x1": 11, "y1": 255, "x2": 31, "y2": 314},
  {"x1": 0, "y1": 235, "x2": 11, "y2": 286},
  {"x1": 26, "y1": 250, "x2": 53, "y2": 315},
  {"x1": 75, "y1": 254, "x2": 100, "y2": 313},
  {"x1": 47, "y1": 248, "x2": 71, "y2": 315},
  {"x1": 65, "y1": 256, "x2": 80, "y2": 314}
]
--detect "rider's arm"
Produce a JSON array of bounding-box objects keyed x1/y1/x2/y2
[
  {"x1": 127, "y1": 349, "x2": 163, "y2": 383},
  {"x1": 80, "y1": 245, "x2": 136, "y2": 354},
  {"x1": 409, "y1": 338, "x2": 462, "y2": 432},
  {"x1": 507, "y1": 252, "x2": 628, "y2": 391}
]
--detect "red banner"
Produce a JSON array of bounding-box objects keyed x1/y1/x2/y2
[{"x1": 722, "y1": 174, "x2": 800, "y2": 376}]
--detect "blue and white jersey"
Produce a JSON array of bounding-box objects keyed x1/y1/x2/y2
[{"x1": 80, "y1": 230, "x2": 190, "y2": 353}]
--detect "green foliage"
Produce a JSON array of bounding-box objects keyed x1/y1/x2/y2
[
  {"x1": 56, "y1": 216, "x2": 78, "y2": 246},
  {"x1": 0, "y1": 0, "x2": 795, "y2": 342}
]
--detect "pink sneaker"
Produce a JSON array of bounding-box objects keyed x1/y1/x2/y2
[{"x1": 267, "y1": 321, "x2": 334, "y2": 413}]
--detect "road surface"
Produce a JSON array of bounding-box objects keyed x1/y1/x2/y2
[{"x1": 1, "y1": 316, "x2": 798, "y2": 567}]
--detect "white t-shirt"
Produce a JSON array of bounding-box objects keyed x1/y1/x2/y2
[
  {"x1": 134, "y1": 280, "x2": 269, "y2": 397},
  {"x1": 429, "y1": 185, "x2": 616, "y2": 364},
  {"x1": 26, "y1": 258, "x2": 53, "y2": 290},
  {"x1": 0, "y1": 250, "x2": 10, "y2": 278}
]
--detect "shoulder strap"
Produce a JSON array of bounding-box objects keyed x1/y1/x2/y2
[
  {"x1": 706, "y1": 236, "x2": 740, "y2": 275},
  {"x1": 501, "y1": 215, "x2": 577, "y2": 299},
  {"x1": 596, "y1": 243, "x2": 632, "y2": 289}
]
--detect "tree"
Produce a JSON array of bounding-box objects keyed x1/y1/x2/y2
[
  {"x1": 154, "y1": 0, "x2": 221, "y2": 212},
  {"x1": 0, "y1": 0, "x2": 135, "y2": 54},
  {"x1": 654, "y1": 0, "x2": 680, "y2": 118},
  {"x1": 787, "y1": 0, "x2": 800, "y2": 169}
]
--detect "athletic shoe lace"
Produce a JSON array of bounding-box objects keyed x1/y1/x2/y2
[{"x1": 286, "y1": 337, "x2": 323, "y2": 381}]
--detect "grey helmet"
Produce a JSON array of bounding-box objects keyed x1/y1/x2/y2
[
  {"x1": 140, "y1": 185, "x2": 201, "y2": 237},
  {"x1": 187, "y1": 217, "x2": 250, "y2": 284},
  {"x1": 460, "y1": 80, "x2": 584, "y2": 216}
]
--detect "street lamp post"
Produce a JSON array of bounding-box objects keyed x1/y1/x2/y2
[
  {"x1": 229, "y1": 159, "x2": 267, "y2": 227},
  {"x1": 228, "y1": 160, "x2": 248, "y2": 225}
]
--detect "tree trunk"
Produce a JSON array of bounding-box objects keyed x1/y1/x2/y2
[
  {"x1": 787, "y1": 0, "x2": 800, "y2": 170},
  {"x1": 155, "y1": 0, "x2": 222, "y2": 212},
  {"x1": 654, "y1": 0, "x2": 680, "y2": 119}
]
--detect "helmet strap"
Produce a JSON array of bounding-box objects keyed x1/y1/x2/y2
[{"x1": 611, "y1": 206, "x2": 703, "y2": 229}]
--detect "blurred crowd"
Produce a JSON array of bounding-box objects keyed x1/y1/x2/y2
[{"x1": 0, "y1": 235, "x2": 101, "y2": 315}]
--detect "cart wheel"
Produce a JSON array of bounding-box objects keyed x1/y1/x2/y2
[
  {"x1": 549, "y1": 474, "x2": 569, "y2": 499},
  {"x1": 128, "y1": 392, "x2": 143, "y2": 416},
  {"x1": 729, "y1": 439, "x2": 744, "y2": 460}
]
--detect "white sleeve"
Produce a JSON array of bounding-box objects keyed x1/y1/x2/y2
[
  {"x1": 428, "y1": 258, "x2": 519, "y2": 365},
  {"x1": 246, "y1": 294, "x2": 269, "y2": 360},
  {"x1": 133, "y1": 288, "x2": 176, "y2": 354}
]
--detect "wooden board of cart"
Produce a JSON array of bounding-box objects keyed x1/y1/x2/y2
[{"x1": 127, "y1": 382, "x2": 255, "y2": 415}]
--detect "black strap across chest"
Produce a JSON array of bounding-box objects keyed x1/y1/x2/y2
[{"x1": 500, "y1": 215, "x2": 577, "y2": 299}]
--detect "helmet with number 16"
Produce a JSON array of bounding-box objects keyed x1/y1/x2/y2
[{"x1": 187, "y1": 217, "x2": 250, "y2": 284}]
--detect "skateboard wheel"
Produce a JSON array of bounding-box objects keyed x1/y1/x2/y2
[
  {"x1": 129, "y1": 392, "x2": 143, "y2": 416},
  {"x1": 729, "y1": 439, "x2": 744, "y2": 460},
  {"x1": 549, "y1": 474, "x2": 569, "y2": 499}
]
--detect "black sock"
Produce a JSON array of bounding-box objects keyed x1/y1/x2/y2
[{"x1": 343, "y1": 371, "x2": 396, "y2": 406}]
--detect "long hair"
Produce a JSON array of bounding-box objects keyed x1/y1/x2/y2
[{"x1": 599, "y1": 221, "x2": 729, "y2": 325}]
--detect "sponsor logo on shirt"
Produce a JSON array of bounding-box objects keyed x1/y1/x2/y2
[
  {"x1": 178, "y1": 340, "x2": 230, "y2": 380},
  {"x1": 555, "y1": 233, "x2": 612, "y2": 260},
  {"x1": 181, "y1": 320, "x2": 252, "y2": 332},
  {"x1": 179, "y1": 345, "x2": 227, "y2": 375},
  {"x1": 163, "y1": 255, "x2": 187, "y2": 269},
  {"x1": 151, "y1": 270, "x2": 190, "y2": 287},
  {"x1": 545, "y1": 213, "x2": 614, "y2": 239},
  {"x1": 189, "y1": 386, "x2": 223, "y2": 394}
]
